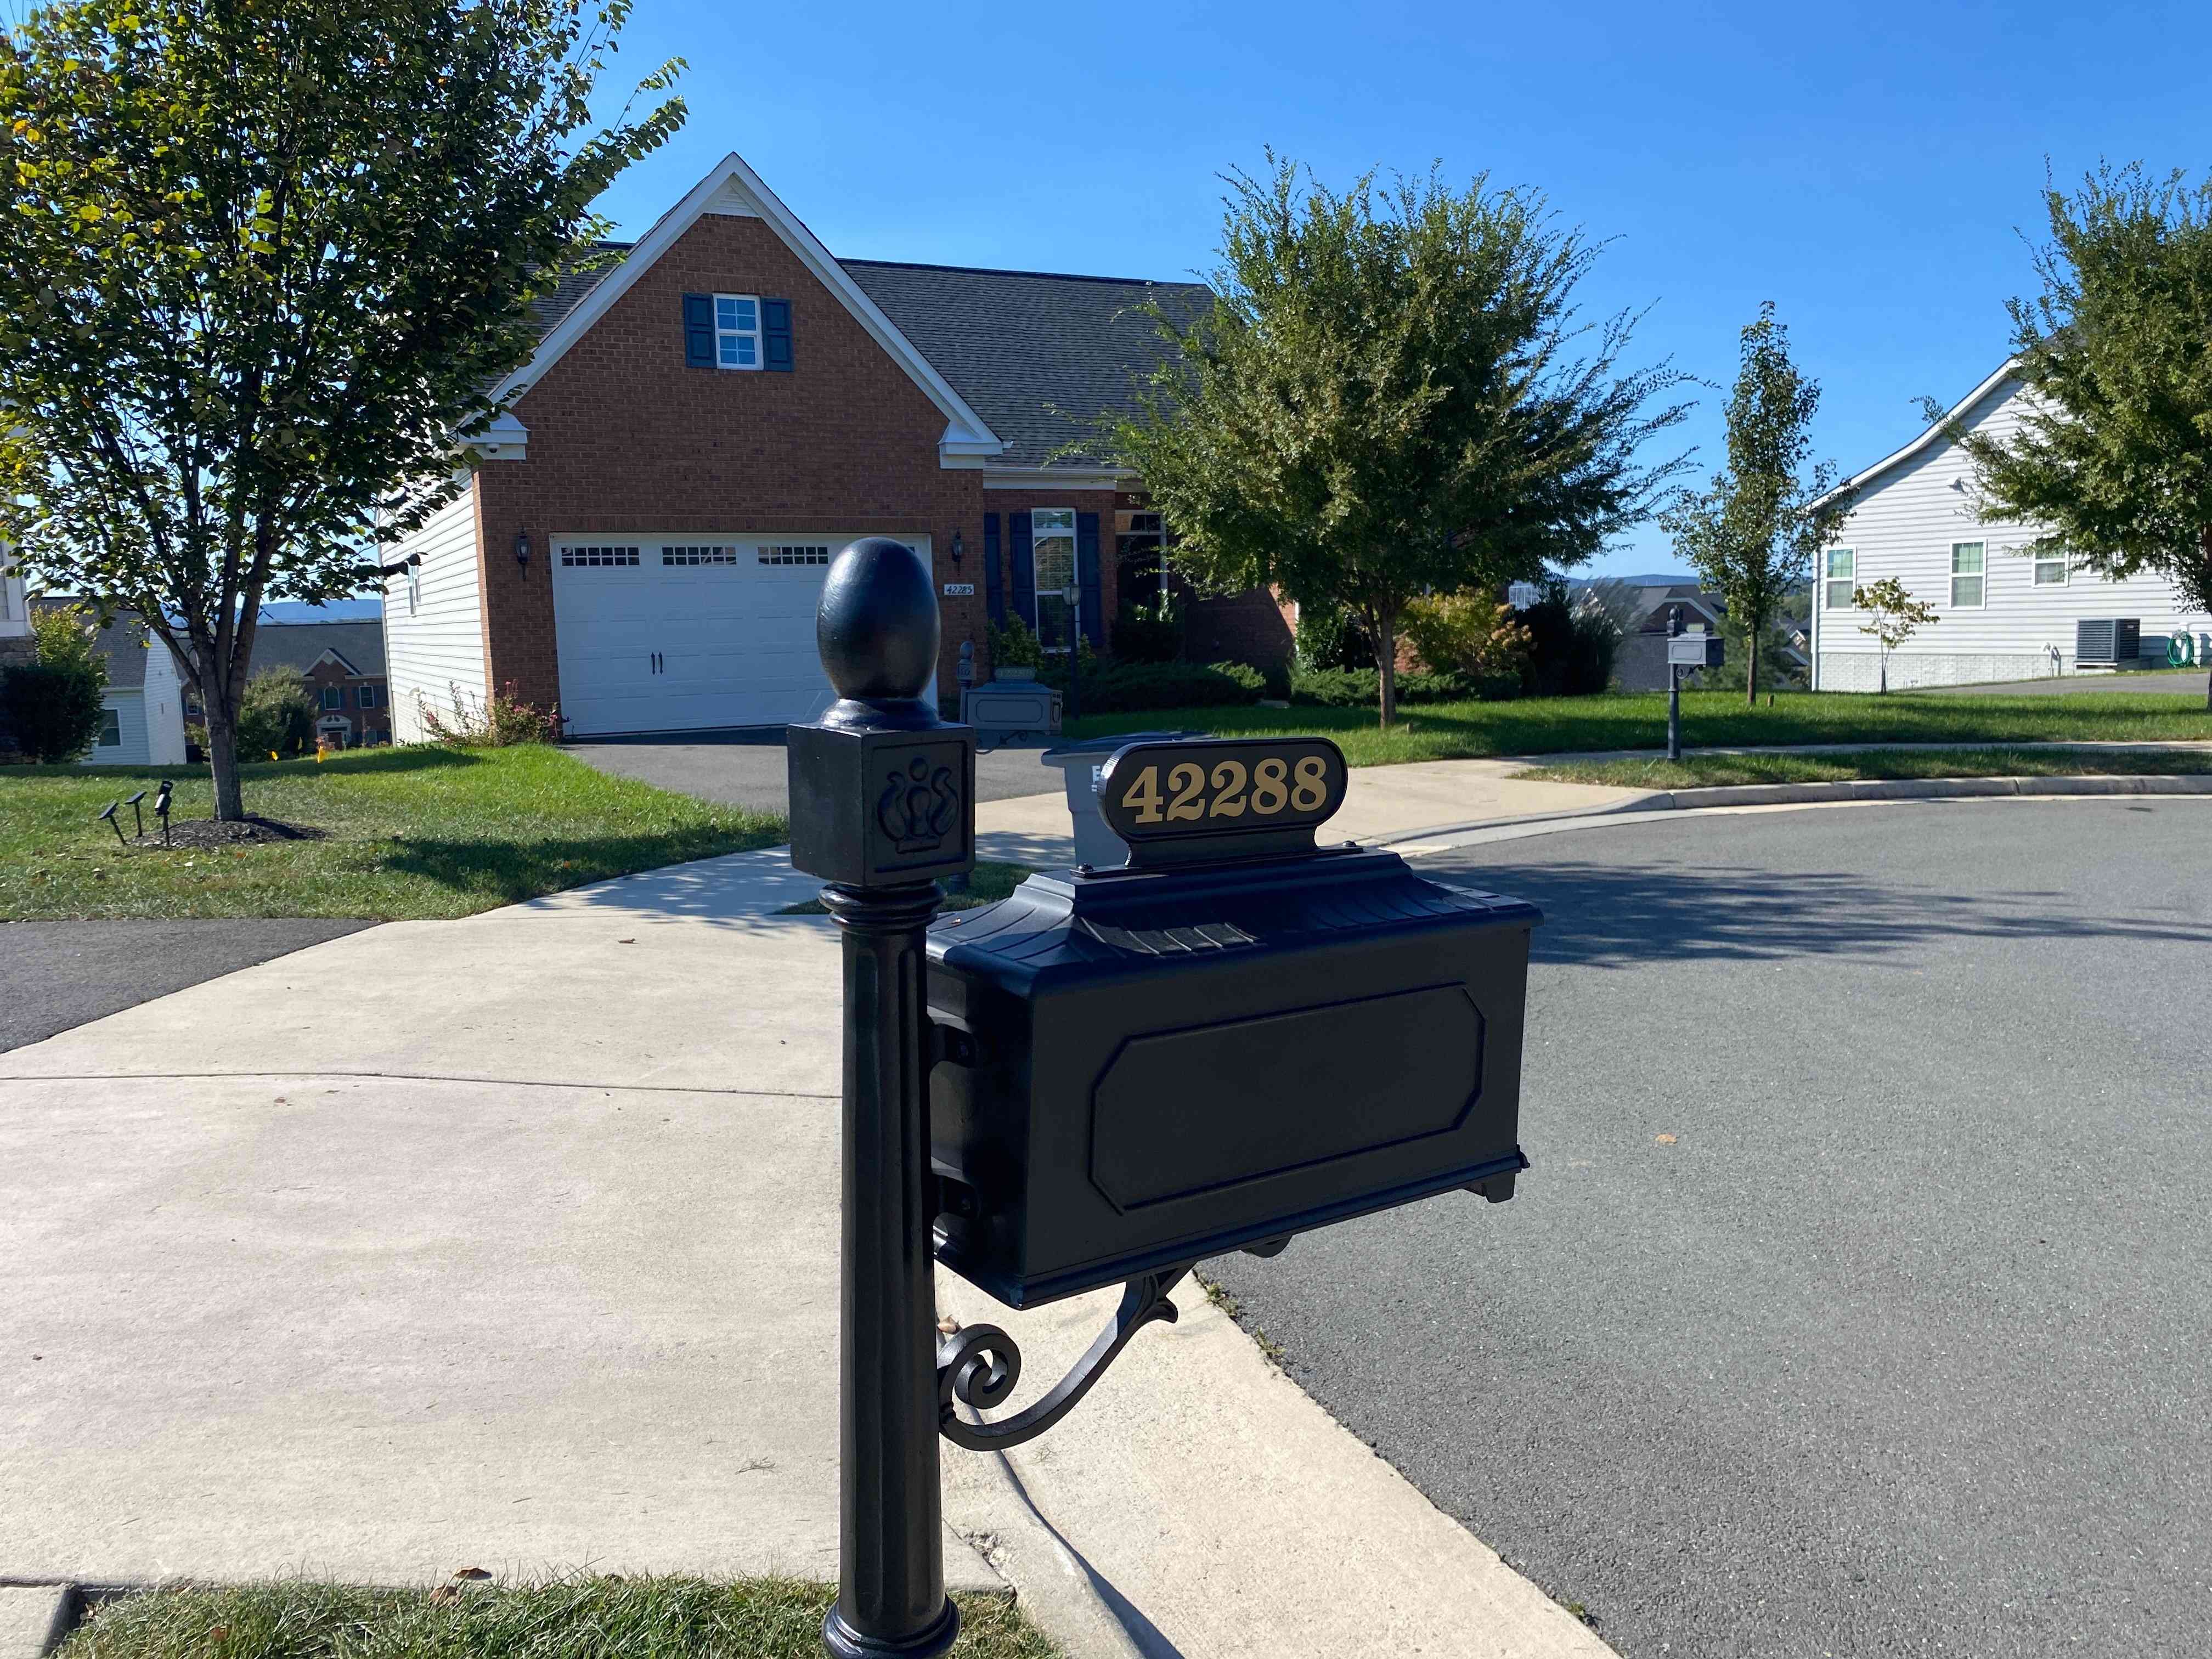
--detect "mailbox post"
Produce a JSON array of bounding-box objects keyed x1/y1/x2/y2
[
  {"x1": 791, "y1": 541, "x2": 1543, "y2": 1657},
  {"x1": 1665, "y1": 603, "x2": 1725, "y2": 760},
  {"x1": 789, "y1": 539, "x2": 975, "y2": 1659}
]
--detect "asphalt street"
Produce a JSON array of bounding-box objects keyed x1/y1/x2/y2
[
  {"x1": 567, "y1": 728, "x2": 1073, "y2": 814},
  {"x1": 0, "y1": 919, "x2": 370, "y2": 1051},
  {"x1": 1205, "y1": 797, "x2": 2211, "y2": 1659}
]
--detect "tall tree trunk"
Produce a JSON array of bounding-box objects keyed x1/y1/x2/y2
[
  {"x1": 205, "y1": 707, "x2": 244, "y2": 821},
  {"x1": 1746, "y1": 628, "x2": 1761, "y2": 708},
  {"x1": 1374, "y1": 606, "x2": 1400, "y2": 727}
]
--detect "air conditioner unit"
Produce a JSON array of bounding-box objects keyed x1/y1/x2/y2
[{"x1": 2075, "y1": 618, "x2": 2140, "y2": 666}]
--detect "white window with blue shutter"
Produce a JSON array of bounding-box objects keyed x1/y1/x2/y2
[
  {"x1": 684, "y1": 293, "x2": 794, "y2": 372},
  {"x1": 715, "y1": 295, "x2": 761, "y2": 368}
]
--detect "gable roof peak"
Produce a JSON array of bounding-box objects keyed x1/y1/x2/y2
[{"x1": 498, "y1": 151, "x2": 1002, "y2": 466}]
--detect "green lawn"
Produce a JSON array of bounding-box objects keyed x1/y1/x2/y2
[
  {"x1": 0, "y1": 745, "x2": 784, "y2": 921},
  {"x1": 55, "y1": 1577, "x2": 1057, "y2": 1659},
  {"x1": 1521, "y1": 746, "x2": 2212, "y2": 789},
  {"x1": 1064, "y1": 689, "x2": 2212, "y2": 767}
]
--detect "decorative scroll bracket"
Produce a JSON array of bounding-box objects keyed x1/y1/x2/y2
[{"x1": 936, "y1": 1265, "x2": 1193, "y2": 1452}]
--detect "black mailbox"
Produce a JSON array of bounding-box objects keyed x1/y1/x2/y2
[
  {"x1": 925, "y1": 735, "x2": 1539, "y2": 1309},
  {"x1": 1667, "y1": 630, "x2": 1725, "y2": 669}
]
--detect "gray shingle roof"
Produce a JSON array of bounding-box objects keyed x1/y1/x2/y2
[
  {"x1": 246, "y1": 620, "x2": 386, "y2": 679},
  {"x1": 838, "y1": 261, "x2": 1210, "y2": 468},
  {"x1": 529, "y1": 243, "x2": 631, "y2": 338},
  {"x1": 29, "y1": 599, "x2": 149, "y2": 689},
  {"x1": 525, "y1": 243, "x2": 1211, "y2": 470}
]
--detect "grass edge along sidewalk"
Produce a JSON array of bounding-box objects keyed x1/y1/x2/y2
[
  {"x1": 0, "y1": 745, "x2": 784, "y2": 922},
  {"x1": 48, "y1": 1576, "x2": 1059, "y2": 1659},
  {"x1": 1065, "y1": 689, "x2": 2212, "y2": 768},
  {"x1": 1517, "y1": 745, "x2": 2212, "y2": 789}
]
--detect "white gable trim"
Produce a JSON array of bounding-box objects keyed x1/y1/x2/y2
[
  {"x1": 1815, "y1": 359, "x2": 2021, "y2": 511},
  {"x1": 493, "y1": 153, "x2": 1004, "y2": 469}
]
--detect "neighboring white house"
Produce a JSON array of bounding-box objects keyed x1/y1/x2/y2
[
  {"x1": 73, "y1": 609, "x2": 188, "y2": 766},
  {"x1": 1812, "y1": 363, "x2": 2211, "y2": 690}
]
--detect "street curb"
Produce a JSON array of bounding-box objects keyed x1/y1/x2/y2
[
  {"x1": 0, "y1": 1583, "x2": 79, "y2": 1659},
  {"x1": 1375, "y1": 773, "x2": 2212, "y2": 848}
]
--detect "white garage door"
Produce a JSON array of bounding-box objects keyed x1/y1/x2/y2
[{"x1": 551, "y1": 534, "x2": 927, "y2": 736}]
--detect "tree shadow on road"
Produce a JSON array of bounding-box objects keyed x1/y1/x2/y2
[{"x1": 1429, "y1": 856, "x2": 2196, "y2": 969}]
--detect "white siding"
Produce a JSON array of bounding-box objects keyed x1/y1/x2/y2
[
  {"x1": 381, "y1": 479, "x2": 487, "y2": 742},
  {"x1": 141, "y1": 636, "x2": 187, "y2": 764},
  {"x1": 1814, "y1": 376, "x2": 2211, "y2": 689},
  {"x1": 87, "y1": 689, "x2": 150, "y2": 765}
]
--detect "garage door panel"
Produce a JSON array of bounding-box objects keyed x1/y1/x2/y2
[{"x1": 551, "y1": 535, "x2": 922, "y2": 736}]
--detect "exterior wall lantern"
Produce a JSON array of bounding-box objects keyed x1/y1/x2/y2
[
  {"x1": 513, "y1": 529, "x2": 532, "y2": 575},
  {"x1": 949, "y1": 529, "x2": 963, "y2": 567},
  {"x1": 787, "y1": 537, "x2": 1542, "y2": 1658}
]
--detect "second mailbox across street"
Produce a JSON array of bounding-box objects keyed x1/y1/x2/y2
[{"x1": 925, "y1": 733, "x2": 1541, "y2": 1308}]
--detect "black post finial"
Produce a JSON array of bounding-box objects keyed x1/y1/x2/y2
[{"x1": 817, "y1": 538, "x2": 941, "y2": 720}]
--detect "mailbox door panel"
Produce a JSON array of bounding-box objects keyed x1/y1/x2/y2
[{"x1": 1019, "y1": 923, "x2": 1530, "y2": 1300}]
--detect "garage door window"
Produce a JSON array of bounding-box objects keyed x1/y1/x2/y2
[
  {"x1": 759, "y1": 544, "x2": 831, "y2": 566},
  {"x1": 663, "y1": 545, "x2": 741, "y2": 565},
  {"x1": 561, "y1": 544, "x2": 640, "y2": 567}
]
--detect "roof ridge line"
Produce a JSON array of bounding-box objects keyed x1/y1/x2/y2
[{"x1": 839, "y1": 256, "x2": 1206, "y2": 289}]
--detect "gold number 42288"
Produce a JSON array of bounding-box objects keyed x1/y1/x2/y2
[{"x1": 1117, "y1": 754, "x2": 1330, "y2": 826}]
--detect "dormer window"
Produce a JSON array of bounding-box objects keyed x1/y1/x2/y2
[{"x1": 715, "y1": 295, "x2": 761, "y2": 369}]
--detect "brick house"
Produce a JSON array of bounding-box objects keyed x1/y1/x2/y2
[
  {"x1": 242, "y1": 621, "x2": 391, "y2": 746},
  {"x1": 379, "y1": 151, "x2": 1290, "y2": 741}
]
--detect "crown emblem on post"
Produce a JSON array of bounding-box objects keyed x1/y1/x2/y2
[{"x1": 877, "y1": 757, "x2": 962, "y2": 854}]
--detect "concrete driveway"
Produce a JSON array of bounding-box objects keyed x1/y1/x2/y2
[
  {"x1": 567, "y1": 729, "x2": 1070, "y2": 815},
  {"x1": 1208, "y1": 795, "x2": 2212, "y2": 1659}
]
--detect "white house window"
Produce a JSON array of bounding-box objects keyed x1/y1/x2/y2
[
  {"x1": 757, "y1": 544, "x2": 831, "y2": 566},
  {"x1": 2033, "y1": 549, "x2": 2069, "y2": 586},
  {"x1": 663, "y1": 545, "x2": 741, "y2": 565},
  {"x1": 560, "y1": 544, "x2": 640, "y2": 567},
  {"x1": 320, "y1": 686, "x2": 344, "y2": 710},
  {"x1": 1824, "y1": 549, "x2": 1855, "y2": 610},
  {"x1": 1031, "y1": 509, "x2": 1077, "y2": 648},
  {"x1": 1950, "y1": 541, "x2": 1985, "y2": 608},
  {"x1": 715, "y1": 295, "x2": 762, "y2": 369},
  {"x1": 98, "y1": 707, "x2": 121, "y2": 747}
]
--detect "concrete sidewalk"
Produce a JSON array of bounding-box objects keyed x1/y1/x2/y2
[{"x1": 0, "y1": 847, "x2": 1615, "y2": 1658}]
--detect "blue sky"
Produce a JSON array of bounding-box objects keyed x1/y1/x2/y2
[{"x1": 582, "y1": 0, "x2": 2209, "y2": 578}]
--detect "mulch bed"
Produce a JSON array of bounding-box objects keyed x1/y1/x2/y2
[{"x1": 148, "y1": 815, "x2": 325, "y2": 849}]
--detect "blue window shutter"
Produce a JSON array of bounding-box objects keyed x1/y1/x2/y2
[
  {"x1": 1077, "y1": 512, "x2": 1104, "y2": 648},
  {"x1": 763, "y1": 297, "x2": 793, "y2": 371},
  {"x1": 983, "y1": 514, "x2": 1005, "y2": 624},
  {"x1": 1009, "y1": 511, "x2": 1034, "y2": 628},
  {"x1": 682, "y1": 294, "x2": 714, "y2": 367}
]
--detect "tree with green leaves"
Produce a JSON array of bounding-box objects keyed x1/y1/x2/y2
[
  {"x1": 1660, "y1": 303, "x2": 1844, "y2": 707},
  {"x1": 0, "y1": 0, "x2": 684, "y2": 815},
  {"x1": 1853, "y1": 577, "x2": 1937, "y2": 693},
  {"x1": 1938, "y1": 163, "x2": 2212, "y2": 708},
  {"x1": 1110, "y1": 155, "x2": 1691, "y2": 725}
]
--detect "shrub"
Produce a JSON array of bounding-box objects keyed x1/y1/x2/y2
[
  {"x1": 1111, "y1": 600, "x2": 1183, "y2": 664},
  {"x1": 1514, "y1": 583, "x2": 1621, "y2": 697},
  {"x1": 987, "y1": 616, "x2": 1045, "y2": 671},
  {"x1": 1293, "y1": 605, "x2": 1373, "y2": 672},
  {"x1": 1, "y1": 603, "x2": 109, "y2": 761},
  {"x1": 1402, "y1": 592, "x2": 1534, "y2": 688},
  {"x1": 235, "y1": 667, "x2": 316, "y2": 758},
  {"x1": 1, "y1": 662, "x2": 106, "y2": 760},
  {"x1": 1069, "y1": 659, "x2": 1265, "y2": 714},
  {"x1": 1288, "y1": 665, "x2": 1499, "y2": 707},
  {"x1": 415, "y1": 680, "x2": 563, "y2": 746}
]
